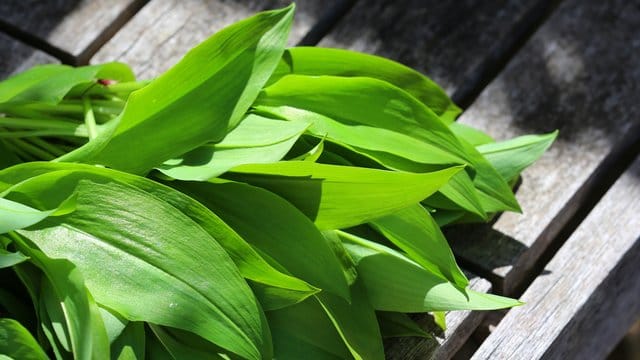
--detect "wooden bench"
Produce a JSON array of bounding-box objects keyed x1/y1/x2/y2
[{"x1": 2, "y1": 0, "x2": 638, "y2": 358}]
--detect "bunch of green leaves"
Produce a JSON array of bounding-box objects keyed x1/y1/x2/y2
[{"x1": 0, "y1": 4, "x2": 556, "y2": 359}]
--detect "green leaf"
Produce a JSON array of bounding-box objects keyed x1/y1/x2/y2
[
  {"x1": 0, "y1": 318, "x2": 48, "y2": 360},
  {"x1": 0, "y1": 248, "x2": 28, "y2": 268},
  {"x1": 227, "y1": 161, "x2": 463, "y2": 229},
  {"x1": 5, "y1": 171, "x2": 270, "y2": 360},
  {"x1": 59, "y1": 5, "x2": 295, "y2": 175},
  {"x1": 172, "y1": 179, "x2": 349, "y2": 302},
  {"x1": 370, "y1": 204, "x2": 469, "y2": 288},
  {"x1": 11, "y1": 233, "x2": 110, "y2": 359},
  {"x1": 0, "y1": 162, "x2": 314, "y2": 304},
  {"x1": 269, "y1": 47, "x2": 460, "y2": 122},
  {"x1": 158, "y1": 114, "x2": 309, "y2": 180},
  {"x1": 477, "y1": 131, "x2": 557, "y2": 182},
  {"x1": 0, "y1": 196, "x2": 74, "y2": 234},
  {"x1": 449, "y1": 122, "x2": 494, "y2": 146},
  {"x1": 339, "y1": 231, "x2": 522, "y2": 312},
  {"x1": 256, "y1": 75, "x2": 470, "y2": 166},
  {"x1": 427, "y1": 171, "x2": 487, "y2": 220},
  {"x1": 432, "y1": 311, "x2": 447, "y2": 331},
  {"x1": 316, "y1": 281, "x2": 384, "y2": 360},
  {"x1": 0, "y1": 63, "x2": 134, "y2": 104},
  {"x1": 110, "y1": 322, "x2": 145, "y2": 360},
  {"x1": 377, "y1": 312, "x2": 431, "y2": 339}
]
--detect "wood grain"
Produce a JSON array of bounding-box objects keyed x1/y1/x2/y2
[
  {"x1": 386, "y1": 276, "x2": 492, "y2": 360},
  {"x1": 449, "y1": 0, "x2": 640, "y2": 296},
  {"x1": 92, "y1": 0, "x2": 340, "y2": 79},
  {"x1": 0, "y1": 0, "x2": 144, "y2": 62},
  {"x1": 0, "y1": 33, "x2": 58, "y2": 79},
  {"x1": 318, "y1": 0, "x2": 548, "y2": 96},
  {"x1": 471, "y1": 156, "x2": 640, "y2": 359}
]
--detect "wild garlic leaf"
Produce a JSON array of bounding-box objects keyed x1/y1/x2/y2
[
  {"x1": 477, "y1": 131, "x2": 558, "y2": 182},
  {"x1": 11, "y1": 235, "x2": 110, "y2": 359},
  {"x1": 158, "y1": 113, "x2": 309, "y2": 180},
  {"x1": 370, "y1": 204, "x2": 469, "y2": 288},
  {"x1": 0, "y1": 195, "x2": 75, "y2": 234},
  {"x1": 338, "y1": 231, "x2": 523, "y2": 312},
  {"x1": 227, "y1": 161, "x2": 463, "y2": 229},
  {"x1": 0, "y1": 62, "x2": 134, "y2": 104},
  {"x1": 268, "y1": 47, "x2": 461, "y2": 122},
  {"x1": 0, "y1": 248, "x2": 28, "y2": 268},
  {"x1": 0, "y1": 318, "x2": 48, "y2": 360},
  {"x1": 316, "y1": 281, "x2": 385, "y2": 360},
  {"x1": 0, "y1": 162, "x2": 314, "y2": 299},
  {"x1": 256, "y1": 75, "x2": 470, "y2": 166},
  {"x1": 173, "y1": 179, "x2": 350, "y2": 302},
  {"x1": 59, "y1": 5, "x2": 295, "y2": 175},
  {"x1": 7, "y1": 171, "x2": 270, "y2": 360}
]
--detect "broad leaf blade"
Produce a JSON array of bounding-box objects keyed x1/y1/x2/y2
[
  {"x1": 477, "y1": 131, "x2": 558, "y2": 182},
  {"x1": 339, "y1": 232, "x2": 522, "y2": 312},
  {"x1": 173, "y1": 179, "x2": 350, "y2": 301},
  {"x1": 59, "y1": 5, "x2": 295, "y2": 175},
  {"x1": 370, "y1": 204, "x2": 469, "y2": 288},
  {"x1": 7, "y1": 172, "x2": 270, "y2": 360},
  {"x1": 158, "y1": 114, "x2": 308, "y2": 180},
  {"x1": 0, "y1": 318, "x2": 48, "y2": 360},
  {"x1": 227, "y1": 161, "x2": 462, "y2": 229},
  {"x1": 269, "y1": 47, "x2": 460, "y2": 122}
]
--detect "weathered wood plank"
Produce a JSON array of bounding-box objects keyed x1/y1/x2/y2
[
  {"x1": 448, "y1": 0, "x2": 640, "y2": 296},
  {"x1": 91, "y1": 0, "x2": 342, "y2": 79},
  {"x1": 0, "y1": 33, "x2": 58, "y2": 79},
  {"x1": 0, "y1": 0, "x2": 144, "y2": 63},
  {"x1": 318, "y1": 0, "x2": 554, "y2": 97},
  {"x1": 386, "y1": 276, "x2": 492, "y2": 360},
  {"x1": 471, "y1": 155, "x2": 640, "y2": 359}
]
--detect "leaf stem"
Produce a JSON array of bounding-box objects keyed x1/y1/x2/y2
[
  {"x1": 0, "y1": 117, "x2": 80, "y2": 130},
  {"x1": 5, "y1": 138, "x2": 55, "y2": 160},
  {"x1": 82, "y1": 97, "x2": 98, "y2": 140}
]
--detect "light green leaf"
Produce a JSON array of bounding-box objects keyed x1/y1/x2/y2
[
  {"x1": 477, "y1": 131, "x2": 557, "y2": 182},
  {"x1": 0, "y1": 63, "x2": 133, "y2": 104},
  {"x1": 339, "y1": 231, "x2": 522, "y2": 312},
  {"x1": 427, "y1": 171, "x2": 487, "y2": 220},
  {"x1": 0, "y1": 196, "x2": 74, "y2": 234},
  {"x1": 0, "y1": 162, "x2": 315, "y2": 303},
  {"x1": 6, "y1": 171, "x2": 270, "y2": 360},
  {"x1": 256, "y1": 75, "x2": 470, "y2": 166},
  {"x1": 227, "y1": 161, "x2": 463, "y2": 229},
  {"x1": 0, "y1": 248, "x2": 28, "y2": 268},
  {"x1": 0, "y1": 318, "x2": 48, "y2": 360},
  {"x1": 59, "y1": 5, "x2": 295, "y2": 175},
  {"x1": 173, "y1": 179, "x2": 349, "y2": 301},
  {"x1": 449, "y1": 122, "x2": 494, "y2": 146},
  {"x1": 158, "y1": 114, "x2": 309, "y2": 180},
  {"x1": 11, "y1": 234, "x2": 110, "y2": 359},
  {"x1": 269, "y1": 47, "x2": 460, "y2": 122},
  {"x1": 370, "y1": 204, "x2": 469, "y2": 288}
]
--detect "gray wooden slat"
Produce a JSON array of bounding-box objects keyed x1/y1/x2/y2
[
  {"x1": 386, "y1": 276, "x2": 492, "y2": 360},
  {"x1": 318, "y1": 0, "x2": 550, "y2": 96},
  {"x1": 471, "y1": 155, "x2": 640, "y2": 359},
  {"x1": 0, "y1": 33, "x2": 58, "y2": 79},
  {"x1": 91, "y1": 0, "x2": 341, "y2": 79},
  {"x1": 449, "y1": 0, "x2": 640, "y2": 296},
  {"x1": 0, "y1": 0, "x2": 144, "y2": 62}
]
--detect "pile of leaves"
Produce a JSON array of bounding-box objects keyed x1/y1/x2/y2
[{"x1": 0, "y1": 5, "x2": 556, "y2": 359}]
